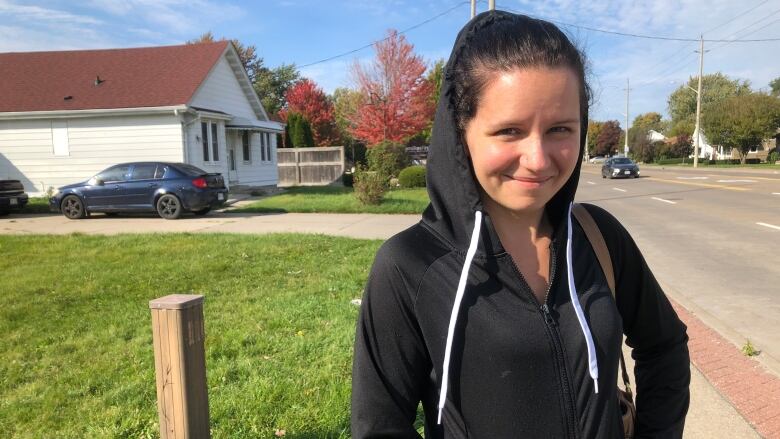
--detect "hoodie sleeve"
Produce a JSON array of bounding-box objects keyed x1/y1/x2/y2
[
  {"x1": 584, "y1": 204, "x2": 690, "y2": 439},
  {"x1": 352, "y1": 241, "x2": 430, "y2": 439}
]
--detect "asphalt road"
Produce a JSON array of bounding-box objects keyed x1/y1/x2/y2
[{"x1": 577, "y1": 164, "x2": 780, "y2": 376}]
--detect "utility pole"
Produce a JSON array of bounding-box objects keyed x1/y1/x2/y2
[
  {"x1": 623, "y1": 77, "x2": 630, "y2": 156},
  {"x1": 693, "y1": 35, "x2": 705, "y2": 168},
  {"x1": 489, "y1": 0, "x2": 495, "y2": 10},
  {"x1": 471, "y1": 0, "x2": 476, "y2": 18}
]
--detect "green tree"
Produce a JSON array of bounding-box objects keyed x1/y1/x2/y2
[
  {"x1": 627, "y1": 112, "x2": 665, "y2": 162},
  {"x1": 187, "y1": 32, "x2": 263, "y2": 82},
  {"x1": 770, "y1": 77, "x2": 780, "y2": 97},
  {"x1": 255, "y1": 64, "x2": 301, "y2": 115},
  {"x1": 667, "y1": 73, "x2": 751, "y2": 136},
  {"x1": 586, "y1": 120, "x2": 604, "y2": 156},
  {"x1": 285, "y1": 113, "x2": 315, "y2": 148},
  {"x1": 702, "y1": 93, "x2": 780, "y2": 164},
  {"x1": 417, "y1": 59, "x2": 447, "y2": 144}
]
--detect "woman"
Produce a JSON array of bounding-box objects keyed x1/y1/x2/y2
[{"x1": 352, "y1": 11, "x2": 690, "y2": 438}]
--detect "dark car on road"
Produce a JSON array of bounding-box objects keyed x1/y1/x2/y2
[
  {"x1": 0, "y1": 180, "x2": 29, "y2": 215},
  {"x1": 49, "y1": 162, "x2": 228, "y2": 219},
  {"x1": 601, "y1": 157, "x2": 640, "y2": 179}
]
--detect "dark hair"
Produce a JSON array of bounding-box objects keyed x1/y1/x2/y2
[{"x1": 450, "y1": 13, "x2": 591, "y2": 132}]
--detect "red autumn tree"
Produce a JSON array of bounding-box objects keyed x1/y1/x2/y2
[
  {"x1": 349, "y1": 29, "x2": 434, "y2": 146},
  {"x1": 280, "y1": 79, "x2": 339, "y2": 146}
]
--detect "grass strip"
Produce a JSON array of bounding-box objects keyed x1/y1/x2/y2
[{"x1": 229, "y1": 186, "x2": 429, "y2": 215}]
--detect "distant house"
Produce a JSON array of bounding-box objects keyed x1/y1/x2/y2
[
  {"x1": 647, "y1": 129, "x2": 667, "y2": 143},
  {"x1": 0, "y1": 41, "x2": 284, "y2": 195}
]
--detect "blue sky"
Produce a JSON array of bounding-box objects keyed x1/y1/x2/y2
[{"x1": 1, "y1": 0, "x2": 778, "y2": 126}]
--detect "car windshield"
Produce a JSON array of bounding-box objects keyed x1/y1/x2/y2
[
  {"x1": 612, "y1": 158, "x2": 633, "y2": 165},
  {"x1": 174, "y1": 163, "x2": 208, "y2": 177}
]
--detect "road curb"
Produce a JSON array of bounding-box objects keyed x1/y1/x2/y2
[{"x1": 672, "y1": 299, "x2": 780, "y2": 438}]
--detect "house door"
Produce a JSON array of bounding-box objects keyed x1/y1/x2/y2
[{"x1": 227, "y1": 144, "x2": 237, "y2": 184}]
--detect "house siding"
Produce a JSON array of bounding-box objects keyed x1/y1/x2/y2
[
  {"x1": 0, "y1": 114, "x2": 182, "y2": 194},
  {"x1": 189, "y1": 56, "x2": 259, "y2": 121}
]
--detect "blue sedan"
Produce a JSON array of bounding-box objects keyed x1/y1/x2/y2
[{"x1": 50, "y1": 162, "x2": 228, "y2": 219}]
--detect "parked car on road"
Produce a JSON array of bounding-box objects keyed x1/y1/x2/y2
[
  {"x1": 601, "y1": 157, "x2": 640, "y2": 179},
  {"x1": 0, "y1": 180, "x2": 29, "y2": 215},
  {"x1": 49, "y1": 162, "x2": 228, "y2": 219}
]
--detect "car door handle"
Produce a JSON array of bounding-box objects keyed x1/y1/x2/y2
[
  {"x1": 113, "y1": 185, "x2": 122, "y2": 190},
  {"x1": 148, "y1": 183, "x2": 159, "y2": 188}
]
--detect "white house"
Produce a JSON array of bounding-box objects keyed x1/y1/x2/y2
[
  {"x1": 0, "y1": 41, "x2": 284, "y2": 195},
  {"x1": 647, "y1": 129, "x2": 667, "y2": 143}
]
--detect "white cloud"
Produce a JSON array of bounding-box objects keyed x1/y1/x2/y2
[{"x1": 0, "y1": 0, "x2": 102, "y2": 25}]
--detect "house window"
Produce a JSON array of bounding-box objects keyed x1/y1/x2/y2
[
  {"x1": 211, "y1": 123, "x2": 219, "y2": 161},
  {"x1": 260, "y1": 132, "x2": 266, "y2": 162},
  {"x1": 201, "y1": 122, "x2": 209, "y2": 161},
  {"x1": 242, "y1": 131, "x2": 250, "y2": 162},
  {"x1": 265, "y1": 132, "x2": 273, "y2": 163}
]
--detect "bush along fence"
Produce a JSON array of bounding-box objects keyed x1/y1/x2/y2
[
  {"x1": 277, "y1": 146, "x2": 345, "y2": 187},
  {"x1": 149, "y1": 294, "x2": 210, "y2": 439}
]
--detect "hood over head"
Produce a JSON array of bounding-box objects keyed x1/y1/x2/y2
[{"x1": 423, "y1": 10, "x2": 588, "y2": 255}]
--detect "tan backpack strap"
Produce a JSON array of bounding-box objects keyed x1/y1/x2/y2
[
  {"x1": 571, "y1": 203, "x2": 632, "y2": 394},
  {"x1": 571, "y1": 204, "x2": 615, "y2": 296}
]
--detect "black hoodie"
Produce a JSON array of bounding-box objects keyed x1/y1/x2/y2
[{"x1": 352, "y1": 11, "x2": 690, "y2": 439}]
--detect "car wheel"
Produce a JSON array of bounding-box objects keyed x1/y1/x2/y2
[
  {"x1": 193, "y1": 207, "x2": 211, "y2": 216},
  {"x1": 61, "y1": 195, "x2": 86, "y2": 219},
  {"x1": 156, "y1": 194, "x2": 182, "y2": 220}
]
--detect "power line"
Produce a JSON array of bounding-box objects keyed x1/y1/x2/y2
[
  {"x1": 624, "y1": 0, "x2": 774, "y2": 86},
  {"x1": 504, "y1": 6, "x2": 780, "y2": 42},
  {"x1": 299, "y1": 1, "x2": 470, "y2": 68}
]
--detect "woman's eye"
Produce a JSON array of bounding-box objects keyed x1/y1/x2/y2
[
  {"x1": 496, "y1": 128, "x2": 522, "y2": 136},
  {"x1": 549, "y1": 126, "x2": 572, "y2": 134}
]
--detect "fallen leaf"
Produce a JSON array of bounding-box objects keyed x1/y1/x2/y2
[{"x1": 275, "y1": 429, "x2": 286, "y2": 437}]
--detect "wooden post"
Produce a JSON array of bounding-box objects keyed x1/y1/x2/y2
[{"x1": 149, "y1": 294, "x2": 210, "y2": 439}]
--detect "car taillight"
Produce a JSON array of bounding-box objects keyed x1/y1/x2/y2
[{"x1": 192, "y1": 177, "x2": 208, "y2": 189}]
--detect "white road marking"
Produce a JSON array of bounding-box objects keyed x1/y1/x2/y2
[
  {"x1": 587, "y1": 181, "x2": 596, "y2": 185},
  {"x1": 677, "y1": 176, "x2": 708, "y2": 180},
  {"x1": 651, "y1": 197, "x2": 677, "y2": 204},
  {"x1": 772, "y1": 193, "x2": 780, "y2": 195},
  {"x1": 757, "y1": 222, "x2": 780, "y2": 231},
  {"x1": 717, "y1": 179, "x2": 756, "y2": 183},
  {"x1": 612, "y1": 188, "x2": 627, "y2": 192}
]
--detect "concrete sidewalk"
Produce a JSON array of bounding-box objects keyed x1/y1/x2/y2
[{"x1": 0, "y1": 210, "x2": 772, "y2": 437}]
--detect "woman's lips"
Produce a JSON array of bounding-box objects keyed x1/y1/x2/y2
[{"x1": 504, "y1": 175, "x2": 553, "y2": 188}]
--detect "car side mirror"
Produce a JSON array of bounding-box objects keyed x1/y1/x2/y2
[{"x1": 94, "y1": 178, "x2": 105, "y2": 186}]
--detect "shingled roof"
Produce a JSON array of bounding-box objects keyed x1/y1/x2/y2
[{"x1": 0, "y1": 41, "x2": 229, "y2": 113}]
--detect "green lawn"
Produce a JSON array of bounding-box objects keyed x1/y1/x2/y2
[
  {"x1": 229, "y1": 186, "x2": 429, "y2": 215},
  {"x1": 0, "y1": 234, "x2": 383, "y2": 438}
]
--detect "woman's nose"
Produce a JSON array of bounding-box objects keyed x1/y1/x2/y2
[{"x1": 519, "y1": 134, "x2": 550, "y2": 172}]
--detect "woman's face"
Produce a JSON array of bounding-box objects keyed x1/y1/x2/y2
[{"x1": 464, "y1": 67, "x2": 581, "y2": 216}]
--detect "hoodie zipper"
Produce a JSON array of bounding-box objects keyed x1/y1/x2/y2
[{"x1": 509, "y1": 242, "x2": 580, "y2": 439}]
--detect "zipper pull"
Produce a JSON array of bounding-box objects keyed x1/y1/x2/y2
[{"x1": 541, "y1": 304, "x2": 556, "y2": 326}]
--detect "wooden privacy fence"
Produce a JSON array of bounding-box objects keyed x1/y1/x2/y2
[
  {"x1": 277, "y1": 146, "x2": 344, "y2": 187},
  {"x1": 150, "y1": 294, "x2": 210, "y2": 439}
]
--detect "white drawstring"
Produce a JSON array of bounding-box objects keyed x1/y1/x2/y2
[
  {"x1": 438, "y1": 210, "x2": 483, "y2": 424},
  {"x1": 566, "y1": 202, "x2": 600, "y2": 393}
]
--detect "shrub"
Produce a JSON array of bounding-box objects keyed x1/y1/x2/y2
[
  {"x1": 353, "y1": 168, "x2": 386, "y2": 205},
  {"x1": 769, "y1": 150, "x2": 779, "y2": 164},
  {"x1": 286, "y1": 113, "x2": 315, "y2": 148},
  {"x1": 398, "y1": 166, "x2": 426, "y2": 188},
  {"x1": 366, "y1": 141, "x2": 411, "y2": 178}
]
